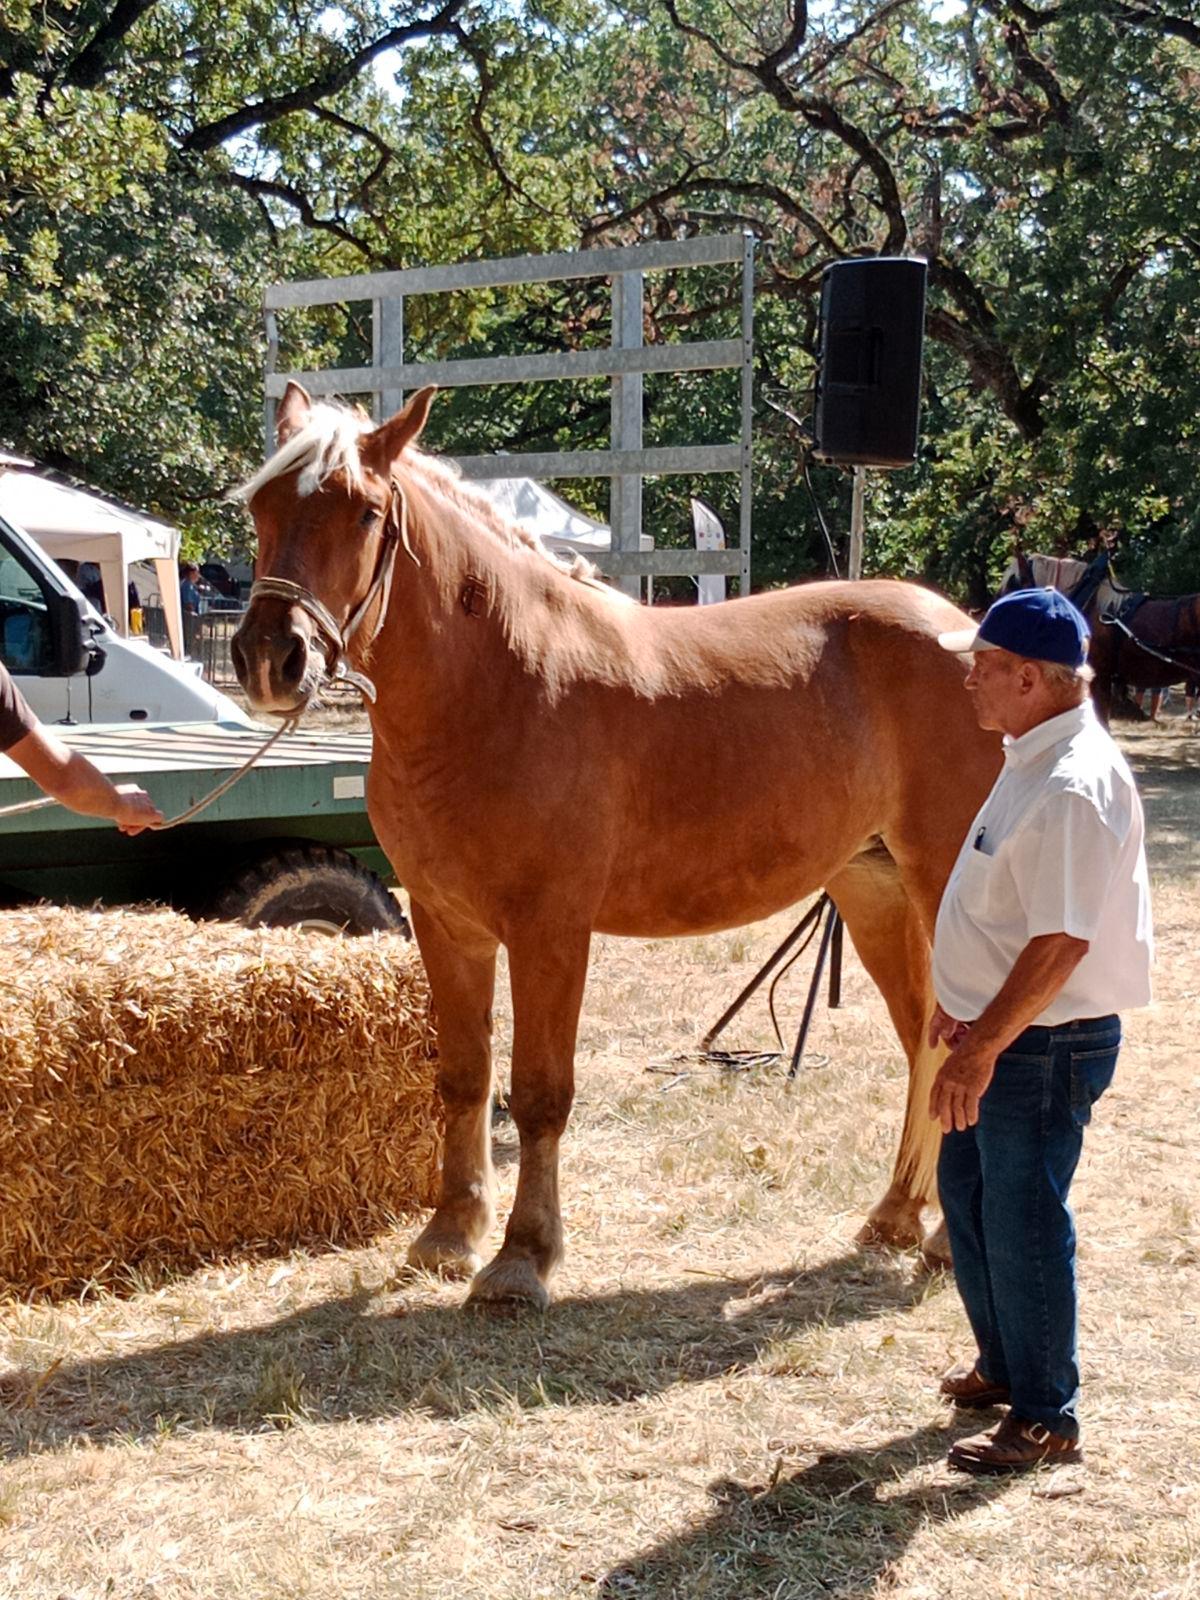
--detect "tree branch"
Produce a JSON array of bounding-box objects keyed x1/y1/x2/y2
[
  {"x1": 759, "y1": 0, "x2": 808, "y2": 78},
  {"x1": 63, "y1": 0, "x2": 162, "y2": 89},
  {"x1": 1107, "y1": 0, "x2": 1200, "y2": 47},
  {"x1": 449, "y1": 24, "x2": 519, "y2": 199},
  {"x1": 309, "y1": 106, "x2": 395, "y2": 208},
  {"x1": 214, "y1": 170, "x2": 374, "y2": 257},
  {"x1": 586, "y1": 174, "x2": 845, "y2": 257},
  {"x1": 791, "y1": 0, "x2": 918, "y2": 88},
  {"x1": 997, "y1": 13, "x2": 1072, "y2": 125},
  {"x1": 926, "y1": 303, "x2": 1046, "y2": 438},
  {"x1": 180, "y1": 0, "x2": 468, "y2": 153}
]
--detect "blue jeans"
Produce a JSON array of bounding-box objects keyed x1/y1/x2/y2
[{"x1": 938, "y1": 1015, "x2": 1120, "y2": 1439}]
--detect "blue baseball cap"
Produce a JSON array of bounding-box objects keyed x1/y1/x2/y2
[{"x1": 938, "y1": 587, "x2": 1091, "y2": 668}]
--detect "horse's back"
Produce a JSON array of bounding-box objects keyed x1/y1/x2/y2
[{"x1": 609, "y1": 577, "x2": 973, "y2": 697}]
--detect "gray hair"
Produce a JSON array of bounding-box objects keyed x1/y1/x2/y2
[{"x1": 1036, "y1": 658, "x2": 1095, "y2": 694}]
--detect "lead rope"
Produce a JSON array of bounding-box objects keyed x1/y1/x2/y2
[
  {"x1": 0, "y1": 480, "x2": 411, "y2": 827},
  {"x1": 0, "y1": 715, "x2": 303, "y2": 827}
]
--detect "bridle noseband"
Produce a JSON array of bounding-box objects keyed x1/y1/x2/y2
[{"x1": 248, "y1": 474, "x2": 413, "y2": 703}]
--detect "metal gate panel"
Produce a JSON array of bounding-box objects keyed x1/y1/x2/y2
[{"x1": 264, "y1": 234, "x2": 754, "y2": 595}]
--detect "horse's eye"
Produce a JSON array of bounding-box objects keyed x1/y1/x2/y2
[{"x1": 360, "y1": 507, "x2": 381, "y2": 529}]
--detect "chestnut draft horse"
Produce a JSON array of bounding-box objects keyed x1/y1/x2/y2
[
  {"x1": 1001, "y1": 552, "x2": 1200, "y2": 720},
  {"x1": 232, "y1": 384, "x2": 1001, "y2": 1310}
]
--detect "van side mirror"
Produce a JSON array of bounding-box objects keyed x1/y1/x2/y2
[{"x1": 44, "y1": 591, "x2": 92, "y2": 677}]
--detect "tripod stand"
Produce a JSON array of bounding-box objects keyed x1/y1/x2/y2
[{"x1": 699, "y1": 892, "x2": 845, "y2": 1077}]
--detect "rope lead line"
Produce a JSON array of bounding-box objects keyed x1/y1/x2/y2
[
  {"x1": 1, "y1": 487, "x2": 403, "y2": 827},
  {"x1": 155, "y1": 715, "x2": 302, "y2": 830},
  {"x1": 0, "y1": 715, "x2": 302, "y2": 828}
]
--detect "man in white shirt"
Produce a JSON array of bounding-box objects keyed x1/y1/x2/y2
[{"x1": 929, "y1": 587, "x2": 1153, "y2": 1474}]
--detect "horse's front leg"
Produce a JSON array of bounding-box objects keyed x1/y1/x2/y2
[
  {"x1": 406, "y1": 901, "x2": 499, "y2": 1278},
  {"x1": 468, "y1": 926, "x2": 591, "y2": 1311}
]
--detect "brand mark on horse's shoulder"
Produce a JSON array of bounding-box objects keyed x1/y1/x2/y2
[{"x1": 460, "y1": 574, "x2": 489, "y2": 617}]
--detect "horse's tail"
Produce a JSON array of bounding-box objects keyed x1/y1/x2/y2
[
  {"x1": 891, "y1": 1021, "x2": 943, "y2": 1210},
  {"x1": 828, "y1": 845, "x2": 944, "y2": 1242}
]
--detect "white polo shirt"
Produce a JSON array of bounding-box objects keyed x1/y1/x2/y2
[{"x1": 933, "y1": 700, "x2": 1153, "y2": 1025}]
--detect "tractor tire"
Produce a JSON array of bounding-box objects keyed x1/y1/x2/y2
[{"x1": 212, "y1": 845, "x2": 410, "y2": 937}]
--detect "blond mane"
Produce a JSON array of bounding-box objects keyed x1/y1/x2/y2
[
  {"x1": 232, "y1": 401, "x2": 372, "y2": 504},
  {"x1": 234, "y1": 399, "x2": 613, "y2": 591}
]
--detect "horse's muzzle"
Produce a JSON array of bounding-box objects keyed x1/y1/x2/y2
[{"x1": 231, "y1": 601, "x2": 322, "y2": 713}]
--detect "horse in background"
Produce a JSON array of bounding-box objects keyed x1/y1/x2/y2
[
  {"x1": 999, "y1": 550, "x2": 1200, "y2": 721},
  {"x1": 231, "y1": 383, "x2": 1005, "y2": 1309}
]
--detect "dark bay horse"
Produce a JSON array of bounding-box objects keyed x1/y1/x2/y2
[
  {"x1": 1002, "y1": 552, "x2": 1200, "y2": 718},
  {"x1": 231, "y1": 384, "x2": 1002, "y2": 1309}
]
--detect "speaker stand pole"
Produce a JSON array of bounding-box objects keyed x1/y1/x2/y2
[
  {"x1": 848, "y1": 466, "x2": 866, "y2": 581},
  {"x1": 788, "y1": 894, "x2": 843, "y2": 1079}
]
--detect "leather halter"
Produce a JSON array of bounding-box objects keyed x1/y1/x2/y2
[{"x1": 248, "y1": 474, "x2": 412, "y2": 703}]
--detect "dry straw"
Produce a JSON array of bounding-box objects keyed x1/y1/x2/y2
[{"x1": 0, "y1": 905, "x2": 440, "y2": 1298}]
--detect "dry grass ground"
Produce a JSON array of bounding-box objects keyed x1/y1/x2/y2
[{"x1": 0, "y1": 721, "x2": 1197, "y2": 1599}]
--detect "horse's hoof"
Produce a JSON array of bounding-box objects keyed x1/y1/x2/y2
[
  {"x1": 406, "y1": 1232, "x2": 484, "y2": 1280},
  {"x1": 919, "y1": 1219, "x2": 953, "y2": 1271},
  {"x1": 466, "y1": 1255, "x2": 551, "y2": 1313},
  {"x1": 856, "y1": 1206, "x2": 924, "y2": 1252}
]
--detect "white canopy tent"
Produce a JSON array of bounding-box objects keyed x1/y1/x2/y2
[
  {"x1": 475, "y1": 476, "x2": 612, "y2": 556},
  {"x1": 475, "y1": 476, "x2": 654, "y2": 562},
  {"x1": 0, "y1": 467, "x2": 185, "y2": 660}
]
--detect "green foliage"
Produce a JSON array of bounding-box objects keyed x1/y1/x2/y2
[{"x1": 0, "y1": 0, "x2": 1198, "y2": 598}]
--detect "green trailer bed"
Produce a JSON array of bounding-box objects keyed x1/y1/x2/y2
[{"x1": 0, "y1": 721, "x2": 401, "y2": 930}]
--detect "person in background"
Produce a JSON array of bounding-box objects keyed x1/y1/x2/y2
[
  {"x1": 179, "y1": 563, "x2": 202, "y2": 615},
  {"x1": 929, "y1": 588, "x2": 1152, "y2": 1474},
  {"x1": 1132, "y1": 687, "x2": 1164, "y2": 722},
  {"x1": 77, "y1": 561, "x2": 106, "y2": 613},
  {"x1": 1, "y1": 660, "x2": 163, "y2": 834}
]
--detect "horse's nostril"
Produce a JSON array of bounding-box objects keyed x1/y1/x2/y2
[{"x1": 281, "y1": 633, "x2": 308, "y2": 689}]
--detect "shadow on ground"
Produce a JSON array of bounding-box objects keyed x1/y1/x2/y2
[
  {"x1": 598, "y1": 1420, "x2": 1017, "y2": 1599},
  {"x1": 1119, "y1": 727, "x2": 1200, "y2": 875},
  {"x1": 0, "y1": 1247, "x2": 942, "y2": 1457}
]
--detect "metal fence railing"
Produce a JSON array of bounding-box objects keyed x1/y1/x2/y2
[
  {"x1": 191, "y1": 607, "x2": 247, "y2": 687},
  {"x1": 264, "y1": 233, "x2": 755, "y2": 599}
]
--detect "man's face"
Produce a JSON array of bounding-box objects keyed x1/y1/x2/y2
[{"x1": 963, "y1": 648, "x2": 1032, "y2": 733}]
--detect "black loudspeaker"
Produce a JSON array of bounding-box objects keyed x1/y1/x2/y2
[{"x1": 813, "y1": 257, "x2": 928, "y2": 468}]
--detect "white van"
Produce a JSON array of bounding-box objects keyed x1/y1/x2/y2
[{"x1": 0, "y1": 512, "x2": 252, "y2": 726}]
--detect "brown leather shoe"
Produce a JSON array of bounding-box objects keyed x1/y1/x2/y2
[
  {"x1": 948, "y1": 1413, "x2": 1082, "y2": 1474},
  {"x1": 938, "y1": 1361, "x2": 1011, "y2": 1409}
]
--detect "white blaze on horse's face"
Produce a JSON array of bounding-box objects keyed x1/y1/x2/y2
[
  {"x1": 235, "y1": 480, "x2": 381, "y2": 712},
  {"x1": 230, "y1": 382, "x2": 437, "y2": 715}
]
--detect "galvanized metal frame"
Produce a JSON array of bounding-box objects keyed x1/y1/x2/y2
[{"x1": 263, "y1": 234, "x2": 754, "y2": 594}]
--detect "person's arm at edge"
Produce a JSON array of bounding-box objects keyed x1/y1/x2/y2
[
  {"x1": 6, "y1": 725, "x2": 165, "y2": 836},
  {"x1": 928, "y1": 931, "x2": 1089, "y2": 1133}
]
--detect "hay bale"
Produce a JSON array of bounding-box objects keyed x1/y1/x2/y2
[{"x1": 0, "y1": 906, "x2": 440, "y2": 1297}]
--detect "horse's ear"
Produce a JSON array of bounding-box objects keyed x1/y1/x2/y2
[
  {"x1": 371, "y1": 386, "x2": 438, "y2": 463},
  {"x1": 275, "y1": 382, "x2": 312, "y2": 447}
]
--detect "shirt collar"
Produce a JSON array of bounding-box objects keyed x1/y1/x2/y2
[{"x1": 1002, "y1": 699, "x2": 1095, "y2": 768}]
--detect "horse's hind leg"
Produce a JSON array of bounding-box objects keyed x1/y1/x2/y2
[
  {"x1": 468, "y1": 924, "x2": 590, "y2": 1311},
  {"x1": 827, "y1": 847, "x2": 944, "y2": 1256},
  {"x1": 407, "y1": 901, "x2": 499, "y2": 1278}
]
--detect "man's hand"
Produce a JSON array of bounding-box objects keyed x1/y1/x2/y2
[
  {"x1": 929, "y1": 1037, "x2": 998, "y2": 1133},
  {"x1": 928, "y1": 1002, "x2": 971, "y2": 1051},
  {"x1": 7, "y1": 728, "x2": 166, "y2": 834},
  {"x1": 927, "y1": 933, "x2": 1091, "y2": 1134},
  {"x1": 112, "y1": 784, "x2": 165, "y2": 836}
]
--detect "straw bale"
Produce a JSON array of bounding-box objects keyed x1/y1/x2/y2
[{"x1": 0, "y1": 905, "x2": 440, "y2": 1297}]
